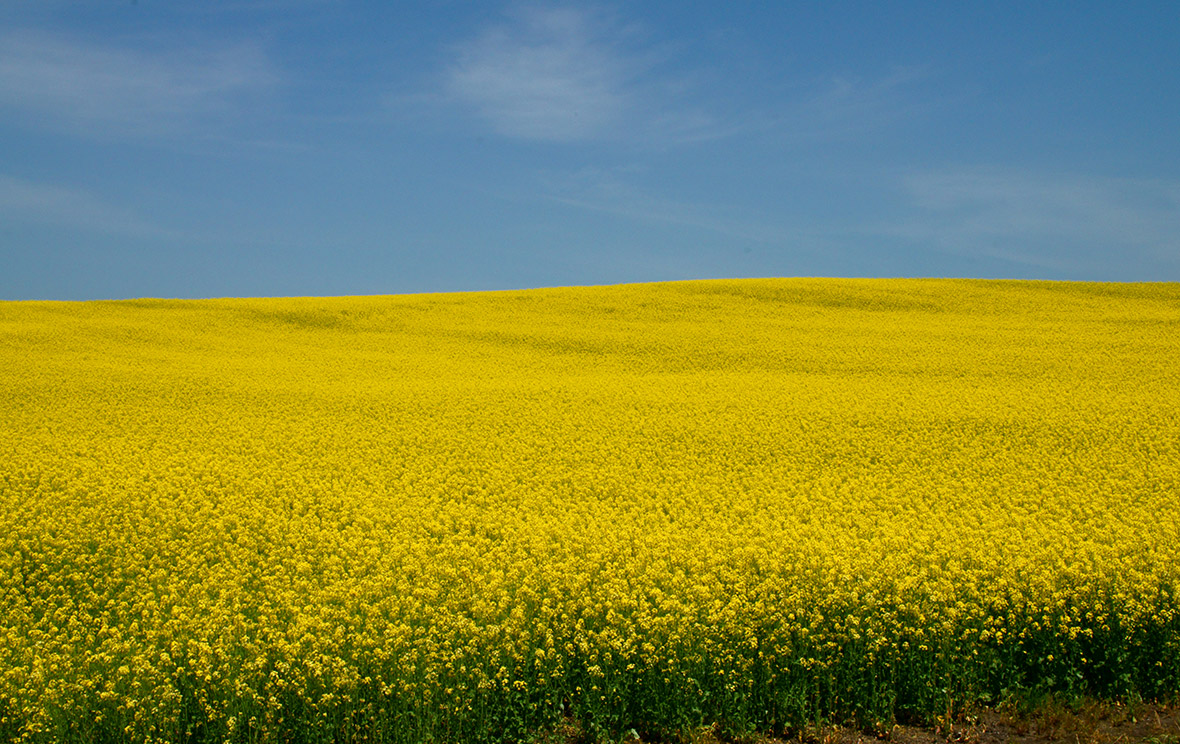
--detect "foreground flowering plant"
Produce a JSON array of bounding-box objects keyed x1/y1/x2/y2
[{"x1": 1, "y1": 278, "x2": 1178, "y2": 743}]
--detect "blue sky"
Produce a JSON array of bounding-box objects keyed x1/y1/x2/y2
[{"x1": 2, "y1": 1, "x2": 1178, "y2": 299}]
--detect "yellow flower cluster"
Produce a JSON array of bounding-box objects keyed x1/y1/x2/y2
[{"x1": 1, "y1": 279, "x2": 1178, "y2": 742}]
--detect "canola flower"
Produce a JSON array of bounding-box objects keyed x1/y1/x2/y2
[{"x1": 0, "y1": 278, "x2": 1178, "y2": 743}]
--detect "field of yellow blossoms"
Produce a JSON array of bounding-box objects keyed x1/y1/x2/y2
[{"x1": 2, "y1": 278, "x2": 1179, "y2": 743}]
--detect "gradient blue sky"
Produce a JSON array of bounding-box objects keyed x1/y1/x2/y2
[{"x1": 2, "y1": 1, "x2": 1178, "y2": 299}]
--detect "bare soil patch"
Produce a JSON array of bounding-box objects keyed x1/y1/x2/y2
[
  {"x1": 716, "y1": 704, "x2": 1180, "y2": 744},
  {"x1": 543, "y1": 703, "x2": 1180, "y2": 744}
]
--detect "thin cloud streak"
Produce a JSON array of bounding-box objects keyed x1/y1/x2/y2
[
  {"x1": 0, "y1": 174, "x2": 173, "y2": 239},
  {"x1": 540, "y1": 167, "x2": 796, "y2": 244},
  {"x1": 885, "y1": 168, "x2": 1180, "y2": 274},
  {"x1": 0, "y1": 31, "x2": 277, "y2": 136},
  {"x1": 787, "y1": 67, "x2": 935, "y2": 140}
]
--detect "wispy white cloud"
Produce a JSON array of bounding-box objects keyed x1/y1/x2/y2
[
  {"x1": 887, "y1": 168, "x2": 1180, "y2": 273},
  {"x1": 440, "y1": 5, "x2": 933, "y2": 148},
  {"x1": 444, "y1": 6, "x2": 636, "y2": 141},
  {"x1": 441, "y1": 5, "x2": 751, "y2": 145},
  {"x1": 0, "y1": 174, "x2": 172, "y2": 238},
  {"x1": 0, "y1": 31, "x2": 277, "y2": 136}
]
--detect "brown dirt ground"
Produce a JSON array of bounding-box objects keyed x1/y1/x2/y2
[
  {"x1": 702, "y1": 704, "x2": 1180, "y2": 744},
  {"x1": 544, "y1": 702, "x2": 1180, "y2": 744}
]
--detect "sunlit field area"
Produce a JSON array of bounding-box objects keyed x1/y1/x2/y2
[{"x1": 2, "y1": 279, "x2": 1178, "y2": 743}]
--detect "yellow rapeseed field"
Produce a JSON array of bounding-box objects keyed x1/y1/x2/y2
[{"x1": 1, "y1": 278, "x2": 1178, "y2": 743}]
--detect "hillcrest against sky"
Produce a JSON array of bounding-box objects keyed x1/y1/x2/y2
[{"x1": 1, "y1": 1, "x2": 1178, "y2": 299}]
